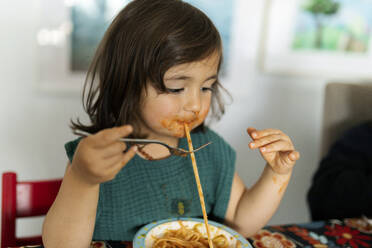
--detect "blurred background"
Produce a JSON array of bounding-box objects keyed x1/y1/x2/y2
[{"x1": 1, "y1": 0, "x2": 371, "y2": 240}]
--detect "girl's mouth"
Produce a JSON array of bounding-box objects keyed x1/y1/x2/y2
[{"x1": 161, "y1": 117, "x2": 202, "y2": 137}]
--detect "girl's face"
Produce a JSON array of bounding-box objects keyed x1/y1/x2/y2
[{"x1": 140, "y1": 51, "x2": 220, "y2": 141}]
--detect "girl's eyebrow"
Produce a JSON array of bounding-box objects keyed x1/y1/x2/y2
[{"x1": 165, "y1": 74, "x2": 218, "y2": 82}]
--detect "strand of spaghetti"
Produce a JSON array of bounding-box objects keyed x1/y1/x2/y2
[{"x1": 184, "y1": 123, "x2": 214, "y2": 248}]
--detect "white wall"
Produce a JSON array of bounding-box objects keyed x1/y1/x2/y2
[{"x1": 1, "y1": 0, "x2": 328, "y2": 241}]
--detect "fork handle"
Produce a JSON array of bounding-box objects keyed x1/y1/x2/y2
[
  {"x1": 74, "y1": 130, "x2": 168, "y2": 147},
  {"x1": 119, "y1": 138, "x2": 168, "y2": 147}
]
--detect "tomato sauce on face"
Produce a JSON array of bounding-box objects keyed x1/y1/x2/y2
[{"x1": 160, "y1": 111, "x2": 208, "y2": 137}]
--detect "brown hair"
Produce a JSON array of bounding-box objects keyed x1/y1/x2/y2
[{"x1": 71, "y1": 0, "x2": 228, "y2": 137}]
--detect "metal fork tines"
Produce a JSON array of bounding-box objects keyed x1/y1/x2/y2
[
  {"x1": 74, "y1": 130, "x2": 211, "y2": 157},
  {"x1": 119, "y1": 138, "x2": 211, "y2": 157}
]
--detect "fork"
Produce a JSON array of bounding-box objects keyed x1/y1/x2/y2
[{"x1": 74, "y1": 130, "x2": 211, "y2": 157}]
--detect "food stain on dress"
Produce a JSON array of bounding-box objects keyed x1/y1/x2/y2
[
  {"x1": 178, "y1": 201, "x2": 185, "y2": 215},
  {"x1": 171, "y1": 199, "x2": 191, "y2": 216}
]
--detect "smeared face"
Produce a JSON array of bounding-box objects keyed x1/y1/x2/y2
[{"x1": 139, "y1": 51, "x2": 220, "y2": 141}]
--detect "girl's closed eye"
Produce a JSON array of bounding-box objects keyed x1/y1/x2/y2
[
  {"x1": 167, "y1": 87, "x2": 213, "y2": 94},
  {"x1": 166, "y1": 88, "x2": 184, "y2": 94},
  {"x1": 165, "y1": 81, "x2": 216, "y2": 94},
  {"x1": 202, "y1": 81, "x2": 217, "y2": 93},
  {"x1": 201, "y1": 86, "x2": 214, "y2": 92}
]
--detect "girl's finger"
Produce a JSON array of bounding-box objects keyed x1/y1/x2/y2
[
  {"x1": 103, "y1": 147, "x2": 137, "y2": 180},
  {"x1": 105, "y1": 153, "x2": 127, "y2": 168},
  {"x1": 107, "y1": 145, "x2": 137, "y2": 168},
  {"x1": 249, "y1": 134, "x2": 284, "y2": 149},
  {"x1": 289, "y1": 150, "x2": 300, "y2": 161},
  {"x1": 247, "y1": 127, "x2": 256, "y2": 133},
  {"x1": 280, "y1": 151, "x2": 297, "y2": 167},
  {"x1": 101, "y1": 141, "x2": 127, "y2": 158},
  {"x1": 120, "y1": 145, "x2": 138, "y2": 167},
  {"x1": 250, "y1": 128, "x2": 282, "y2": 139},
  {"x1": 93, "y1": 125, "x2": 133, "y2": 147},
  {"x1": 260, "y1": 140, "x2": 293, "y2": 153},
  {"x1": 247, "y1": 127, "x2": 257, "y2": 139}
]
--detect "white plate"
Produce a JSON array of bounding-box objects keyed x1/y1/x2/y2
[{"x1": 133, "y1": 217, "x2": 252, "y2": 248}]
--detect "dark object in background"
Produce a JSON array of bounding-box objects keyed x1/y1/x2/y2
[{"x1": 307, "y1": 121, "x2": 372, "y2": 220}]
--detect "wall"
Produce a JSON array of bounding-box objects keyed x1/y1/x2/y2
[{"x1": 0, "y1": 0, "x2": 328, "y2": 241}]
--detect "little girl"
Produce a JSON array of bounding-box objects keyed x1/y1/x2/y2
[{"x1": 42, "y1": 0, "x2": 300, "y2": 247}]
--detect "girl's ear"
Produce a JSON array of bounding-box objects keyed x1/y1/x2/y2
[{"x1": 141, "y1": 83, "x2": 148, "y2": 97}]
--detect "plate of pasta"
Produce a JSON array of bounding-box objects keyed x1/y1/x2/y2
[{"x1": 133, "y1": 217, "x2": 252, "y2": 248}]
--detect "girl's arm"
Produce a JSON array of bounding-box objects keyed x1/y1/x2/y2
[
  {"x1": 225, "y1": 168, "x2": 292, "y2": 237},
  {"x1": 225, "y1": 127, "x2": 299, "y2": 237},
  {"x1": 42, "y1": 125, "x2": 137, "y2": 248},
  {"x1": 42, "y1": 164, "x2": 100, "y2": 248}
]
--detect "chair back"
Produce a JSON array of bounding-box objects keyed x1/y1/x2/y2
[
  {"x1": 320, "y1": 82, "x2": 372, "y2": 158},
  {"x1": 1, "y1": 172, "x2": 62, "y2": 248}
]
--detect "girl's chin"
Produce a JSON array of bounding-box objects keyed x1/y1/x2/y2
[
  {"x1": 169, "y1": 128, "x2": 186, "y2": 138},
  {"x1": 173, "y1": 132, "x2": 185, "y2": 138}
]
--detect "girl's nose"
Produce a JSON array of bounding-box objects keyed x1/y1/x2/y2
[{"x1": 184, "y1": 91, "x2": 201, "y2": 114}]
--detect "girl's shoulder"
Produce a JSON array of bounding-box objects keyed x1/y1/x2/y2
[{"x1": 64, "y1": 137, "x2": 83, "y2": 163}]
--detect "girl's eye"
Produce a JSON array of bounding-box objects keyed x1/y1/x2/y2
[
  {"x1": 202, "y1": 82, "x2": 216, "y2": 92},
  {"x1": 166, "y1": 88, "x2": 184, "y2": 93},
  {"x1": 201, "y1": 87, "x2": 213, "y2": 92}
]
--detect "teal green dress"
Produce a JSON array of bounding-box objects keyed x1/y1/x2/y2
[{"x1": 65, "y1": 127, "x2": 236, "y2": 241}]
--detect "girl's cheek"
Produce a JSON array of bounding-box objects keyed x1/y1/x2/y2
[{"x1": 197, "y1": 108, "x2": 209, "y2": 123}]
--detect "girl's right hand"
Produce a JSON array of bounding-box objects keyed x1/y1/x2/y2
[{"x1": 71, "y1": 125, "x2": 138, "y2": 185}]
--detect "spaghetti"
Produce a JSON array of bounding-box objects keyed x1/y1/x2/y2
[
  {"x1": 151, "y1": 124, "x2": 237, "y2": 248},
  {"x1": 152, "y1": 221, "x2": 229, "y2": 248},
  {"x1": 184, "y1": 123, "x2": 213, "y2": 248}
]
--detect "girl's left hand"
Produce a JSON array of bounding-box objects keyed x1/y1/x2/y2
[{"x1": 247, "y1": 127, "x2": 300, "y2": 175}]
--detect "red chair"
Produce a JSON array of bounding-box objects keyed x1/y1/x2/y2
[{"x1": 1, "y1": 172, "x2": 62, "y2": 248}]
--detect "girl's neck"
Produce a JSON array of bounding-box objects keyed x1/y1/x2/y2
[{"x1": 136, "y1": 136, "x2": 180, "y2": 160}]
